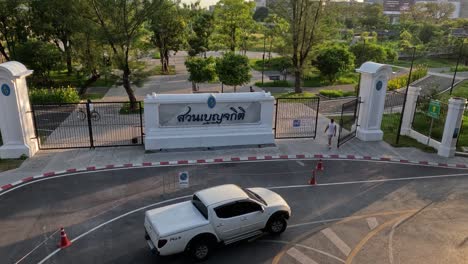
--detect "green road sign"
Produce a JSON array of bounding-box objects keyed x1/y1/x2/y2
[{"x1": 427, "y1": 100, "x2": 441, "y2": 119}]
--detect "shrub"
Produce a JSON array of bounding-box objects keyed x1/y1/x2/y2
[
  {"x1": 29, "y1": 87, "x2": 80, "y2": 104},
  {"x1": 387, "y1": 64, "x2": 428, "y2": 91},
  {"x1": 319, "y1": 89, "x2": 355, "y2": 98}
]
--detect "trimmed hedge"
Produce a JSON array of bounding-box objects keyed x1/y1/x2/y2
[
  {"x1": 388, "y1": 65, "x2": 428, "y2": 91},
  {"x1": 319, "y1": 89, "x2": 356, "y2": 98},
  {"x1": 29, "y1": 87, "x2": 80, "y2": 104}
]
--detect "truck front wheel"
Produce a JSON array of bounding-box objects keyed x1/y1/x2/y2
[{"x1": 266, "y1": 216, "x2": 287, "y2": 235}]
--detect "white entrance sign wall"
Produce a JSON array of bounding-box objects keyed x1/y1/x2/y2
[
  {"x1": 438, "y1": 97, "x2": 467, "y2": 157},
  {"x1": 144, "y1": 92, "x2": 275, "y2": 150},
  {"x1": 0, "y1": 61, "x2": 38, "y2": 158},
  {"x1": 356, "y1": 62, "x2": 392, "y2": 141}
]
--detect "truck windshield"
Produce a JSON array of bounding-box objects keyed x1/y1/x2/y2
[
  {"x1": 243, "y1": 188, "x2": 267, "y2": 206},
  {"x1": 192, "y1": 194, "x2": 208, "y2": 219}
]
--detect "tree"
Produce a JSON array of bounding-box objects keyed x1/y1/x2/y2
[
  {"x1": 215, "y1": 52, "x2": 251, "y2": 92},
  {"x1": 149, "y1": 0, "x2": 187, "y2": 73},
  {"x1": 272, "y1": 0, "x2": 327, "y2": 93},
  {"x1": 253, "y1": 7, "x2": 269, "y2": 22},
  {"x1": 313, "y1": 45, "x2": 354, "y2": 83},
  {"x1": 31, "y1": 0, "x2": 80, "y2": 75},
  {"x1": 86, "y1": 0, "x2": 157, "y2": 108},
  {"x1": 188, "y1": 12, "x2": 214, "y2": 57},
  {"x1": 213, "y1": 0, "x2": 256, "y2": 51},
  {"x1": 359, "y1": 4, "x2": 389, "y2": 31},
  {"x1": 15, "y1": 40, "x2": 62, "y2": 86},
  {"x1": 403, "y1": 2, "x2": 455, "y2": 24},
  {"x1": 350, "y1": 42, "x2": 388, "y2": 66},
  {"x1": 264, "y1": 14, "x2": 290, "y2": 59},
  {"x1": 0, "y1": 0, "x2": 30, "y2": 61},
  {"x1": 185, "y1": 57, "x2": 217, "y2": 91}
]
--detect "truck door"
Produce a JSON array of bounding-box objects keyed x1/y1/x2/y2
[
  {"x1": 235, "y1": 201, "x2": 265, "y2": 233},
  {"x1": 212, "y1": 202, "x2": 244, "y2": 240}
]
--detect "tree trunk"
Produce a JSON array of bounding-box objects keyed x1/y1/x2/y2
[
  {"x1": 234, "y1": 86, "x2": 237, "y2": 93},
  {"x1": 65, "y1": 44, "x2": 73, "y2": 76},
  {"x1": 79, "y1": 69, "x2": 101, "y2": 96},
  {"x1": 0, "y1": 42, "x2": 10, "y2": 61},
  {"x1": 164, "y1": 50, "x2": 170, "y2": 74},
  {"x1": 123, "y1": 64, "x2": 137, "y2": 110},
  {"x1": 294, "y1": 70, "x2": 302, "y2": 93},
  {"x1": 191, "y1": 81, "x2": 197, "y2": 92}
]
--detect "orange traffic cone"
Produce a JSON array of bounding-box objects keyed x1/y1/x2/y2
[
  {"x1": 316, "y1": 159, "x2": 324, "y2": 171},
  {"x1": 58, "y1": 227, "x2": 72, "y2": 249},
  {"x1": 309, "y1": 170, "x2": 317, "y2": 185}
]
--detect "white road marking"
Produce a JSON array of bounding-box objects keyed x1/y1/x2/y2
[
  {"x1": 287, "y1": 247, "x2": 318, "y2": 264},
  {"x1": 268, "y1": 172, "x2": 468, "y2": 190},
  {"x1": 366, "y1": 217, "x2": 379, "y2": 230},
  {"x1": 388, "y1": 215, "x2": 408, "y2": 264},
  {"x1": 321, "y1": 228, "x2": 351, "y2": 256},
  {"x1": 296, "y1": 160, "x2": 305, "y2": 166},
  {"x1": 262, "y1": 240, "x2": 345, "y2": 263},
  {"x1": 37, "y1": 195, "x2": 192, "y2": 264},
  {"x1": 2, "y1": 159, "x2": 468, "y2": 197},
  {"x1": 14, "y1": 229, "x2": 60, "y2": 264}
]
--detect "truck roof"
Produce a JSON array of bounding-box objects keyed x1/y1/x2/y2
[{"x1": 195, "y1": 184, "x2": 248, "y2": 206}]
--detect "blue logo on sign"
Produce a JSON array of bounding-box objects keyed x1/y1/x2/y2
[
  {"x1": 293, "y1": 119, "x2": 301, "y2": 127},
  {"x1": 179, "y1": 172, "x2": 188, "y2": 181},
  {"x1": 207, "y1": 95, "x2": 216, "y2": 109},
  {"x1": 1, "y1": 84, "x2": 10, "y2": 96},
  {"x1": 376, "y1": 81, "x2": 383, "y2": 91}
]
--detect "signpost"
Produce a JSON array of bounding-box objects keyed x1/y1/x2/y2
[
  {"x1": 179, "y1": 171, "x2": 189, "y2": 188},
  {"x1": 426, "y1": 100, "x2": 441, "y2": 145},
  {"x1": 293, "y1": 119, "x2": 301, "y2": 128}
]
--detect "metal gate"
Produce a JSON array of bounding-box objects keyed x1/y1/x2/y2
[
  {"x1": 274, "y1": 97, "x2": 320, "y2": 139},
  {"x1": 32, "y1": 101, "x2": 144, "y2": 149},
  {"x1": 337, "y1": 97, "x2": 360, "y2": 148}
]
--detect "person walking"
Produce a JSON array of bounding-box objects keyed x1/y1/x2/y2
[{"x1": 324, "y1": 119, "x2": 337, "y2": 149}]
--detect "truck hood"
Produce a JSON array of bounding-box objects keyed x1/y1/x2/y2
[
  {"x1": 145, "y1": 201, "x2": 209, "y2": 237},
  {"x1": 247, "y1": 187, "x2": 289, "y2": 208}
]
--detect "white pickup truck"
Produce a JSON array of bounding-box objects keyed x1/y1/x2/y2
[{"x1": 144, "y1": 184, "x2": 291, "y2": 261}]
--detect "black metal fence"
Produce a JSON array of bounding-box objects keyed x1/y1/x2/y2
[
  {"x1": 411, "y1": 96, "x2": 448, "y2": 142},
  {"x1": 32, "y1": 101, "x2": 144, "y2": 149},
  {"x1": 337, "y1": 98, "x2": 360, "y2": 148},
  {"x1": 274, "y1": 97, "x2": 320, "y2": 139}
]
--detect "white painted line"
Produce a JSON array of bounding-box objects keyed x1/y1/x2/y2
[
  {"x1": 269, "y1": 172, "x2": 468, "y2": 190},
  {"x1": 366, "y1": 217, "x2": 379, "y2": 230},
  {"x1": 321, "y1": 228, "x2": 351, "y2": 256},
  {"x1": 2, "y1": 159, "x2": 468, "y2": 196},
  {"x1": 296, "y1": 161, "x2": 305, "y2": 166},
  {"x1": 240, "y1": 157, "x2": 248, "y2": 161},
  {"x1": 37, "y1": 195, "x2": 192, "y2": 264},
  {"x1": 287, "y1": 247, "x2": 318, "y2": 264},
  {"x1": 262, "y1": 240, "x2": 345, "y2": 263},
  {"x1": 12, "y1": 180, "x2": 22, "y2": 186},
  {"x1": 168, "y1": 161, "x2": 178, "y2": 165}
]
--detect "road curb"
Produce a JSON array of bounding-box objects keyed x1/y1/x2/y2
[{"x1": 1, "y1": 154, "x2": 467, "y2": 194}]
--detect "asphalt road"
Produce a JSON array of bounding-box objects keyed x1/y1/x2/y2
[{"x1": 1, "y1": 160, "x2": 468, "y2": 264}]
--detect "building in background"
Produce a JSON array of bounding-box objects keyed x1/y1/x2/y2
[
  {"x1": 460, "y1": 0, "x2": 468, "y2": 17},
  {"x1": 383, "y1": 0, "x2": 464, "y2": 23},
  {"x1": 255, "y1": 0, "x2": 267, "y2": 9}
]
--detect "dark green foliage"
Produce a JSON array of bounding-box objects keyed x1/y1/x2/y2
[
  {"x1": 29, "y1": 87, "x2": 80, "y2": 104},
  {"x1": 313, "y1": 45, "x2": 355, "y2": 83},
  {"x1": 216, "y1": 52, "x2": 251, "y2": 90}
]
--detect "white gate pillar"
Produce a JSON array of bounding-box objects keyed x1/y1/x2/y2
[
  {"x1": 0, "y1": 61, "x2": 38, "y2": 158},
  {"x1": 356, "y1": 62, "x2": 392, "y2": 141},
  {"x1": 438, "y1": 97, "x2": 466, "y2": 157},
  {"x1": 400, "y1": 86, "x2": 421, "y2": 136}
]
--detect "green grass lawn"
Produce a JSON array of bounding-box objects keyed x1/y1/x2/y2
[
  {"x1": 82, "y1": 93, "x2": 105, "y2": 100},
  {"x1": 150, "y1": 65, "x2": 176, "y2": 75},
  {"x1": 438, "y1": 81, "x2": 468, "y2": 101},
  {"x1": 272, "y1": 91, "x2": 316, "y2": 99},
  {"x1": 381, "y1": 113, "x2": 437, "y2": 152},
  {"x1": 255, "y1": 80, "x2": 291, "y2": 87},
  {"x1": 394, "y1": 57, "x2": 457, "y2": 68},
  {"x1": 0, "y1": 159, "x2": 24, "y2": 172},
  {"x1": 48, "y1": 71, "x2": 118, "y2": 88},
  {"x1": 458, "y1": 115, "x2": 468, "y2": 150}
]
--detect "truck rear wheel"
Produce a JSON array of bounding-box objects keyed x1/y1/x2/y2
[{"x1": 189, "y1": 239, "x2": 212, "y2": 261}]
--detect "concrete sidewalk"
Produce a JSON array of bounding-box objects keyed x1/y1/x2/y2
[{"x1": 1, "y1": 134, "x2": 467, "y2": 186}]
